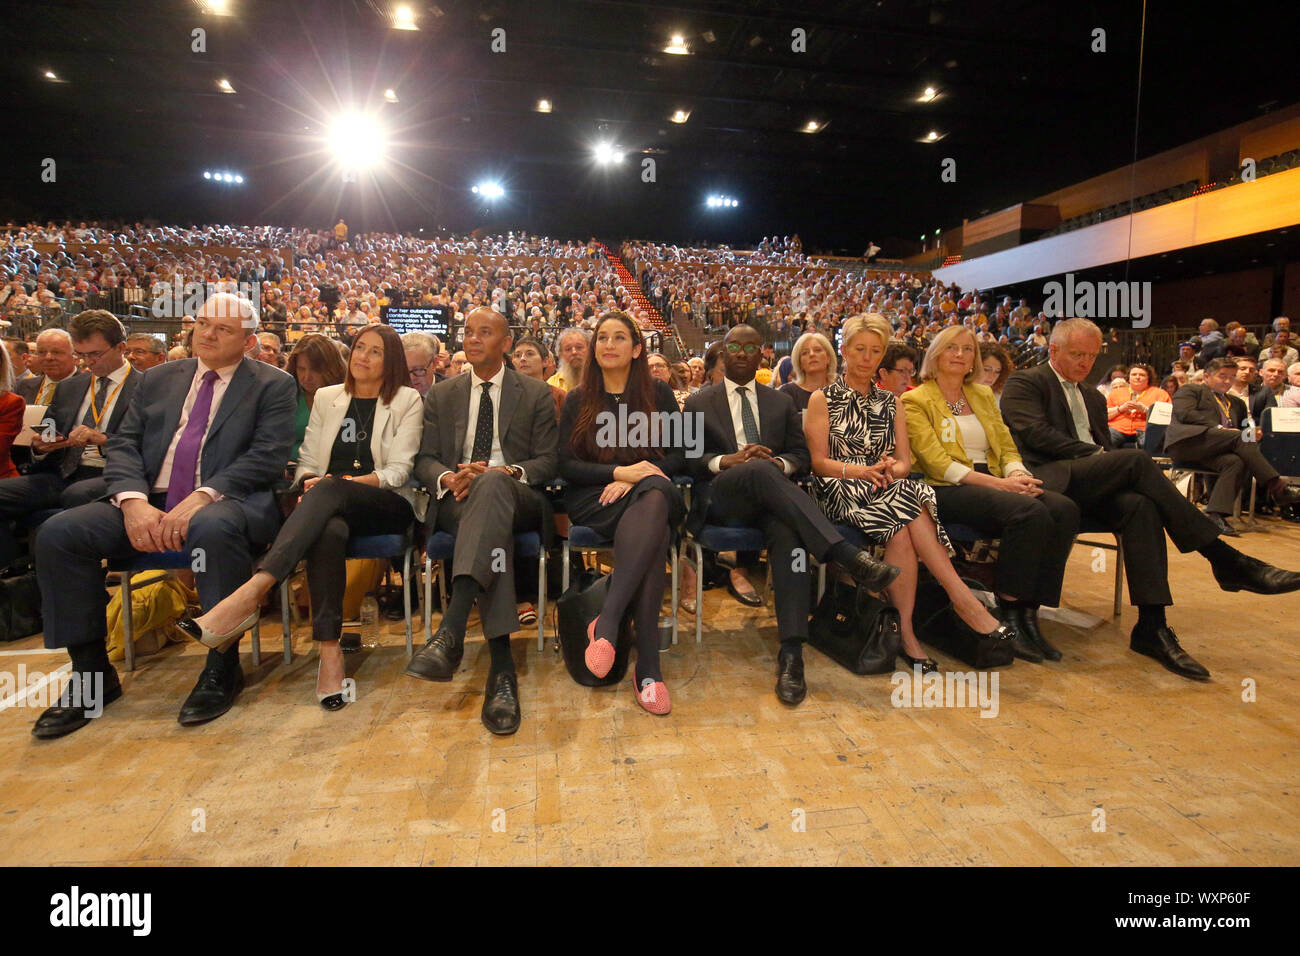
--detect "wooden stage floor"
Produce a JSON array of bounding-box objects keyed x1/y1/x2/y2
[{"x1": 2, "y1": 520, "x2": 1298, "y2": 866}]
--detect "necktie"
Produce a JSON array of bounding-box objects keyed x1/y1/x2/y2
[
  {"x1": 37, "y1": 378, "x2": 55, "y2": 404},
  {"x1": 471, "y1": 381, "x2": 494, "y2": 463},
  {"x1": 82, "y1": 377, "x2": 110, "y2": 428},
  {"x1": 1064, "y1": 380, "x2": 1095, "y2": 445},
  {"x1": 166, "y1": 370, "x2": 219, "y2": 510},
  {"x1": 737, "y1": 386, "x2": 760, "y2": 444}
]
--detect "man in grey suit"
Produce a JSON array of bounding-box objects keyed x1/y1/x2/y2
[
  {"x1": 16, "y1": 328, "x2": 79, "y2": 405},
  {"x1": 0, "y1": 312, "x2": 139, "y2": 566},
  {"x1": 407, "y1": 307, "x2": 558, "y2": 735},
  {"x1": 30, "y1": 294, "x2": 297, "y2": 739}
]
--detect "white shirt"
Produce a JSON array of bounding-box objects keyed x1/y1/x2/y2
[
  {"x1": 1050, "y1": 363, "x2": 1100, "y2": 451},
  {"x1": 73, "y1": 361, "x2": 132, "y2": 467},
  {"x1": 434, "y1": 363, "x2": 527, "y2": 498},
  {"x1": 707, "y1": 376, "x2": 795, "y2": 475},
  {"x1": 113, "y1": 358, "x2": 240, "y2": 507}
]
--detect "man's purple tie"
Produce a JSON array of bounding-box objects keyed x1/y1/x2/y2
[{"x1": 166, "y1": 370, "x2": 219, "y2": 510}]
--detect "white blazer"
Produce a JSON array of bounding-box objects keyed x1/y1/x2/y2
[{"x1": 295, "y1": 383, "x2": 427, "y2": 521}]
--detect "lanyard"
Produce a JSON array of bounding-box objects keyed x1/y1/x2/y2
[
  {"x1": 88, "y1": 367, "x2": 130, "y2": 428},
  {"x1": 1211, "y1": 392, "x2": 1234, "y2": 426}
]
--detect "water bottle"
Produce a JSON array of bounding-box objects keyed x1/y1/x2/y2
[{"x1": 360, "y1": 593, "x2": 379, "y2": 647}]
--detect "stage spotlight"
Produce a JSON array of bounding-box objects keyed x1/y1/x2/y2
[
  {"x1": 384, "y1": 88, "x2": 399, "y2": 103},
  {"x1": 664, "y1": 34, "x2": 689, "y2": 55},
  {"x1": 927, "y1": 130, "x2": 938, "y2": 140},
  {"x1": 330, "y1": 112, "x2": 385, "y2": 170},
  {"x1": 802, "y1": 120, "x2": 823, "y2": 134},
  {"x1": 919, "y1": 86, "x2": 938, "y2": 103},
  {"x1": 234, "y1": 174, "x2": 244, "y2": 183},
  {"x1": 392, "y1": 4, "x2": 418, "y2": 29},
  {"x1": 536, "y1": 98, "x2": 552, "y2": 113},
  {"x1": 217, "y1": 77, "x2": 235, "y2": 93},
  {"x1": 475, "y1": 181, "x2": 504, "y2": 199},
  {"x1": 200, "y1": 0, "x2": 233, "y2": 15},
  {"x1": 670, "y1": 109, "x2": 690, "y2": 124},
  {"x1": 593, "y1": 142, "x2": 622, "y2": 164},
  {"x1": 223, "y1": 173, "x2": 234, "y2": 182},
  {"x1": 43, "y1": 70, "x2": 57, "y2": 80},
  {"x1": 203, "y1": 171, "x2": 212, "y2": 179}
]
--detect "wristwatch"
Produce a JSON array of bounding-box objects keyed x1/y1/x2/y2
[{"x1": 507, "y1": 464, "x2": 524, "y2": 480}]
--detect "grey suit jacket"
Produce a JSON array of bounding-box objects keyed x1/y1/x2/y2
[
  {"x1": 16, "y1": 374, "x2": 57, "y2": 405},
  {"x1": 104, "y1": 357, "x2": 297, "y2": 535},
  {"x1": 413, "y1": 365, "x2": 558, "y2": 494}
]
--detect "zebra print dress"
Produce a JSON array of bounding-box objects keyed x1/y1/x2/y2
[{"x1": 812, "y1": 379, "x2": 952, "y2": 553}]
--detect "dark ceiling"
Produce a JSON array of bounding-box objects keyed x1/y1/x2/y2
[{"x1": 3, "y1": 0, "x2": 1298, "y2": 252}]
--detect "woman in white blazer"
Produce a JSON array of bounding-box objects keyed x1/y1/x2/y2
[{"x1": 181, "y1": 324, "x2": 424, "y2": 710}]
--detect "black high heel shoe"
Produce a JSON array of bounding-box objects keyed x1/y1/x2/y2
[{"x1": 898, "y1": 650, "x2": 939, "y2": 675}]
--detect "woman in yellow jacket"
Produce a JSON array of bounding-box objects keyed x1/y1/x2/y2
[{"x1": 901, "y1": 327, "x2": 1081, "y2": 664}]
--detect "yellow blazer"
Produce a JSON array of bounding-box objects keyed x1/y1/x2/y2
[{"x1": 900, "y1": 379, "x2": 1027, "y2": 485}]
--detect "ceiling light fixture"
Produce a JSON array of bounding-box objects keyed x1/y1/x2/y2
[
  {"x1": 384, "y1": 88, "x2": 399, "y2": 103},
  {"x1": 802, "y1": 120, "x2": 823, "y2": 134},
  {"x1": 536, "y1": 98, "x2": 552, "y2": 113},
  {"x1": 392, "y1": 4, "x2": 418, "y2": 30},
  {"x1": 670, "y1": 109, "x2": 690, "y2": 124},
  {"x1": 217, "y1": 77, "x2": 235, "y2": 93},
  {"x1": 664, "y1": 34, "x2": 689, "y2": 55}
]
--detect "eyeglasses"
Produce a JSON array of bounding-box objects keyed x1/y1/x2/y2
[
  {"x1": 74, "y1": 348, "x2": 110, "y2": 362},
  {"x1": 724, "y1": 343, "x2": 760, "y2": 355}
]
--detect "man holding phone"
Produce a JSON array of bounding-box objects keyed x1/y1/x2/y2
[{"x1": 0, "y1": 311, "x2": 138, "y2": 564}]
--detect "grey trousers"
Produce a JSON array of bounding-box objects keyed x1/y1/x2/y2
[{"x1": 1167, "y1": 429, "x2": 1279, "y2": 515}]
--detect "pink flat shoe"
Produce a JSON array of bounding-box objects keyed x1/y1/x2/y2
[
  {"x1": 584, "y1": 616, "x2": 616, "y2": 678},
  {"x1": 633, "y1": 675, "x2": 671, "y2": 715}
]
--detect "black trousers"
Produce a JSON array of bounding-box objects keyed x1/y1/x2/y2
[
  {"x1": 932, "y1": 484, "x2": 1080, "y2": 607},
  {"x1": 36, "y1": 493, "x2": 257, "y2": 650},
  {"x1": 1035, "y1": 448, "x2": 1221, "y2": 606},
  {"x1": 703, "y1": 460, "x2": 843, "y2": 641},
  {"x1": 259, "y1": 477, "x2": 413, "y2": 641},
  {"x1": 1166, "y1": 429, "x2": 1280, "y2": 516},
  {"x1": 433, "y1": 470, "x2": 544, "y2": 638}
]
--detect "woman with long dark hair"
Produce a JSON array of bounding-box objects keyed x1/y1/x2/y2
[
  {"x1": 559, "y1": 310, "x2": 686, "y2": 714},
  {"x1": 179, "y1": 324, "x2": 424, "y2": 710}
]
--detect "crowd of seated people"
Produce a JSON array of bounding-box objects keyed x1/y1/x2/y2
[{"x1": 8, "y1": 277, "x2": 1300, "y2": 750}]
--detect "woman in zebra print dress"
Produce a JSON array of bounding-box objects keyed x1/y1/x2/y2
[{"x1": 805, "y1": 314, "x2": 1012, "y2": 673}]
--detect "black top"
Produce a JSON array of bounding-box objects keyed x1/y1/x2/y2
[
  {"x1": 558, "y1": 377, "x2": 687, "y2": 537},
  {"x1": 779, "y1": 381, "x2": 817, "y2": 413},
  {"x1": 327, "y1": 396, "x2": 378, "y2": 476}
]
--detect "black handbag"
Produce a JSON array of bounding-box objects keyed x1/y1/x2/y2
[
  {"x1": 808, "y1": 577, "x2": 902, "y2": 675},
  {"x1": 913, "y1": 568, "x2": 1013, "y2": 669},
  {"x1": 0, "y1": 570, "x2": 43, "y2": 642},
  {"x1": 555, "y1": 571, "x2": 633, "y2": 686}
]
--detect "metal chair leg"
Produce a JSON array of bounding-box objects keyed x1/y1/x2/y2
[
  {"x1": 536, "y1": 550, "x2": 547, "y2": 651},
  {"x1": 670, "y1": 544, "x2": 678, "y2": 646},
  {"x1": 403, "y1": 546, "x2": 414, "y2": 657},
  {"x1": 121, "y1": 574, "x2": 135, "y2": 674},
  {"x1": 279, "y1": 579, "x2": 293, "y2": 663},
  {"x1": 251, "y1": 618, "x2": 261, "y2": 667},
  {"x1": 423, "y1": 554, "x2": 433, "y2": 650},
  {"x1": 693, "y1": 540, "x2": 704, "y2": 644},
  {"x1": 561, "y1": 540, "x2": 571, "y2": 593},
  {"x1": 1113, "y1": 538, "x2": 1125, "y2": 618}
]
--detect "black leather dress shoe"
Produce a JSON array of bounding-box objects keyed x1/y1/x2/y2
[
  {"x1": 1005, "y1": 619, "x2": 1044, "y2": 663},
  {"x1": 404, "y1": 627, "x2": 463, "y2": 681},
  {"x1": 726, "y1": 575, "x2": 763, "y2": 607},
  {"x1": 1270, "y1": 482, "x2": 1300, "y2": 508},
  {"x1": 31, "y1": 677, "x2": 122, "y2": 739},
  {"x1": 1130, "y1": 624, "x2": 1210, "y2": 680},
  {"x1": 775, "y1": 650, "x2": 807, "y2": 705},
  {"x1": 481, "y1": 670, "x2": 521, "y2": 735},
  {"x1": 177, "y1": 662, "x2": 245, "y2": 726},
  {"x1": 1005, "y1": 605, "x2": 1062, "y2": 661},
  {"x1": 844, "y1": 551, "x2": 901, "y2": 593},
  {"x1": 1207, "y1": 513, "x2": 1241, "y2": 537},
  {"x1": 1210, "y1": 548, "x2": 1300, "y2": 595}
]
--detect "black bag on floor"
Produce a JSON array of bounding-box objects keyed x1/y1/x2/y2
[
  {"x1": 556, "y1": 571, "x2": 633, "y2": 686},
  {"x1": 808, "y1": 577, "x2": 901, "y2": 675},
  {"x1": 0, "y1": 570, "x2": 42, "y2": 642},
  {"x1": 913, "y1": 569, "x2": 1013, "y2": 669}
]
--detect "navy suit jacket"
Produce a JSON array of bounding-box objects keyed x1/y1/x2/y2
[
  {"x1": 104, "y1": 357, "x2": 297, "y2": 537},
  {"x1": 682, "y1": 380, "x2": 810, "y2": 532},
  {"x1": 31, "y1": 367, "x2": 140, "y2": 476}
]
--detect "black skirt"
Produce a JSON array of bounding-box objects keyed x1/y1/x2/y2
[{"x1": 563, "y1": 474, "x2": 686, "y2": 541}]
